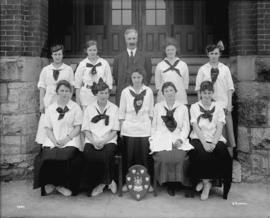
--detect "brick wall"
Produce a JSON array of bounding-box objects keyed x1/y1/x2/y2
[
  {"x1": 0, "y1": 0, "x2": 48, "y2": 57},
  {"x1": 229, "y1": 0, "x2": 270, "y2": 56}
]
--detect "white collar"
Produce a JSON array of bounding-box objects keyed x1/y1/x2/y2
[
  {"x1": 49, "y1": 63, "x2": 65, "y2": 70},
  {"x1": 127, "y1": 48, "x2": 137, "y2": 56},
  {"x1": 198, "y1": 100, "x2": 215, "y2": 110},
  {"x1": 162, "y1": 100, "x2": 181, "y2": 110},
  {"x1": 94, "y1": 100, "x2": 110, "y2": 112},
  {"x1": 129, "y1": 84, "x2": 146, "y2": 94}
]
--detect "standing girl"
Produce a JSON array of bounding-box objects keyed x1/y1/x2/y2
[
  {"x1": 75, "y1": 40, "x2": 113, "y2": 110},
  {"x1": 119, "y1": 66, "x2": 154, "y2": 191},
  {"x1": 155, "y1": 37, "x2": 189, "y2": 104}
]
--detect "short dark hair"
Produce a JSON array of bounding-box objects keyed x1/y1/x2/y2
[
  {"x1": 200, "y1": 81, "x2": 214, "y2": 92},
  {"x1": 56, "y1": 80, "x2": 72, "y2": 93},
  {"x1": 128, "y1": 66, "x2": 146, "y2": 85},
  {"x1": 161, "y1": 81, "x2": 177, "y2": 94},
  {"x1": 50, "y1": 44, "x2": 64, "y2": 54},
  {"x1": 205, "y1": 43, "x2": 222, "y2": 55}
]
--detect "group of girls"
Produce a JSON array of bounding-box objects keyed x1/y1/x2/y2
[{"x1": 33, "y1": 37, "x2": 234, "y2": 201}]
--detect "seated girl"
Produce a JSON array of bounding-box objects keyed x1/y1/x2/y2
[{"x1": 150, "y1": 81, "x2": 193, "y2": 196}]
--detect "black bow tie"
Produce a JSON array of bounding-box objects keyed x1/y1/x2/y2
[
  {"x1": 197, "y1": 105, "x2": 215, "y2": 124},
  {"x1": 211, "y1": 68, "x2": 219, "y2": 84},
  {"x1": 163, "y1": 59, "x2": 181, "y2": 77},
  {"x1": 91, "y1": 108, "x2": 109, "y2": 125},
  {"x1": 161, "y1": 107, "x2": 177, "y2": 132},
  {"x1": 56, "y1": 106, "x2": 69, "y2": 120},
  {"x1": 86, "y1": 62, "x2": 102, "y2": 75},
  {"x1": 129, "y1": 89, "x2": 146, "y2": 114},
  {"x1": 53, "y1": 69, "x2": 60, "y2": 81}
]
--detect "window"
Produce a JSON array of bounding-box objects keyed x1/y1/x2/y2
[
  {"x1": 85, "y1": 0, "x2": 104, "y2": 25},
  {"x1": 174, "y1": 0, "x2": 194, "y2": 25},
  {"x1": 112, "y1": 0, "x2": 132, "y2": 25},
  {"x1": 146, "y1": 0, "x2": 166, "y2": 25}
]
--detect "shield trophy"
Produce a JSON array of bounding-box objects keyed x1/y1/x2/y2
[{"x1": 126, "y1": 165, "x2": 151, "y2": 201}]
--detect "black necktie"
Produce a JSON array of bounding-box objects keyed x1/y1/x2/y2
[
  {"x1": 197, "y1": 105, "x2": 215, "y2": 124},
  {"x1": 211, "y1": 68, "x2": 219, "y2": 84},
  {"x1": 53, "y1": 69, "x2": 60, "y2": 81},
  {"x1": 129, "y1": 51, "x2": 135, "y2": 65},
  {"x1": 129, "y1": 89, "x2": 146, "y2": 114},
  {"x1": 161, "y1": 107, "x2": 177, "y2": 132},
  {"x1": 86, "y1": 62, "x2": 102, "y2": 75},
  {"x1": 56, "y1": 106, "x2": 69, "y2": 120},
  {"x1": 91, "y1": 108, "x2": 109, "y2": 125},
  {"x1": 163, "y1": 59, "x2": 182, "y2": 77}
]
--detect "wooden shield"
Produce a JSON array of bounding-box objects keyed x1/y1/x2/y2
[{"x1": 126, "y1": 165, "x2": 150, "y2": 201}]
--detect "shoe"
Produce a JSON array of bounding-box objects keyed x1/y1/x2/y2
[
  {"x1": 196, "y1": 182, "x2": 203, "y2": 192},
  {"x1": 91, "y1": 184, "x2": 105, "y2": 197},
  {"x1": 108, "y1": 180, "x2": 117, "y2": 194},
  {"x1": 148, "y1": 185, "x2": 154, "y2": 193},
  {"x1": 200, "y1": 181, "x2": 212, "y2": 200},
  {"x1": 122, "y1": 184, "x2": 128, "y2": 192},
  {"x1": 45, "y1": 184, "x2": 55, "y2": 194},
  {"x1": 56, "y1": 186, "x2": 72, "y2": 197},
  {"x1": 167, "y1": 186, "x2": 175, "y2": 196}
]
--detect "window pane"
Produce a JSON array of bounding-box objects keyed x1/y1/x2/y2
[
  {"x1": 122, "y1": 10, "x2": 132, "y2": 25},
  {"x1": 156, "y1": 0, "x2": 165, "y2": 9},
  {"x1": 95, "y1": 0, "x2": 104, "y2": 25},
  {"x1": 146, "y1": 10, "x2": 155, "y2": 25},
  {"x1": 112, "y1": 0, "x2": 121, "y2": 9},
  {"x1": 156, "y1": 10, "x2": 165, "y2": 25},
  {"x1": 146, "y1": 0, "x2": 155, "y2": 9},
  {"x1": 112, "y1": 10, "x2": 121, "y2": 25},
  {"x1": 122, "y1": 0, "x2": 131, "y2": 9}
]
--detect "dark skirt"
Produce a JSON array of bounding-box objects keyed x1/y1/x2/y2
[
  {"x1": 122, "y1": 136, "x2": 152, "y2": 176},
  {"x1": 33, "y1": 146, "x2": 83, "y2": 194},
  {"x1": 153, "y1": 150, "x2": 190, "y2": 186},
  {"x1": 189, "y1": 139, "x2": 232, "y2": 180},
  {"x1": 81, "y1": 143, "x2": 117, "y2": 191}
]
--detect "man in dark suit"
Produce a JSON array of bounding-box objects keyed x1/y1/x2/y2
[{"x1": 113, "y1": 28, "x2": 152, "y2": 105}]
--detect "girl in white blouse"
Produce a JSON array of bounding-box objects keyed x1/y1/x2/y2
[
  {"x1": 189, "y1": 81, "x2": 232, "y2": 200},
  {"x1": 81, "y1": 79, "x2": 119, "y2": 197},
  {"x1": 33, "y1": 80, "x2": 83, "y2": 197},
  {"x1": 155, "y1": 37, "x2": 189, "y2": 104},
  {"x1": 119, "y1": 66, "x2": 154, "y2": 191},
  {"x1": 195, "y1": 42, "x2": 236, "y2": 149},
  {"x1": 35, "y1": 44, "x2": 74, "y2": 144},
  {"x1": 75, "y1": 40, "x2": 113, "y2": 110},
  {"x1": 150, "y1": 82, "x2": 193, "y2": 196}
]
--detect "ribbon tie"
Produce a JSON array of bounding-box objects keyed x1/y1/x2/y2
[
  {"x1": 53, "y1": 69, "x2": 60, "y2": 81},
  {"x1": 197, "y1": 105, "x2": 215, "y2": 124},
  {"x1": 161, "y1": 107, "x2": 177, "y2": 132},
  {"x1": 129, "y1": 89, "x2": 146, "y2": 114},
  {"x1": 86, "y1": 62, "x2": 102, "y2": 75},
  {"x1": 56, "y1": 106, "x2": 69, "y2": 120},
  {"x1": 91, "y1": 108, "x2": 109, "y2": 125},
  {"x1": 163, "y1": 59, "x2": 182, "y2": 77},
  {"x1": 211, "y1": 68, "x2": 219, "y2": 84}
]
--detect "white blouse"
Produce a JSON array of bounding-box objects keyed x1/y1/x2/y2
[
  {"x1": 155, "y1": 57, "x2": 189, "y2": 104},
  {"x1": 43, "y1": 100, "x2": 83, "y2": 150},
  {"x1": 195, "y1": 62, "x2": 234, "y2": 108},
  {"x1": 150, "y1": 100, "x2": 193, "y2": 153},
  {"x1": 119, "y1": 85, "x2": 154, "y2": 137},
  {"x1": 82, "y1": 100, "x2": 119, "y2": 144},
  {"x1": 190, "y1": 101, "x2": 226, "y2": 143},
  {"x1": 37, "y1": 63, "x2": 74, "y2": 108},
  {"x1": 74, "y1": 57, "x2": 113, "y2": 107}
]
